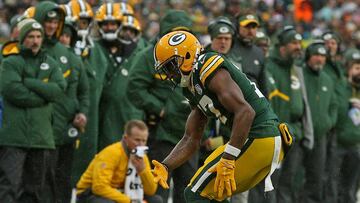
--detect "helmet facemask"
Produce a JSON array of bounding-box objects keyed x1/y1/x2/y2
[
  {"x1": 99, "y1": 24, "x2": 120, "y2": 41},
  {"x1": 119, "y1": 26, "x2": 140, "y2": 44},
  {"x1": 155, "y1": 55, "x2": 185, "y2": 88},
  {"x1": 76, "y1": 17, "x2": 93, "y2": 39}
]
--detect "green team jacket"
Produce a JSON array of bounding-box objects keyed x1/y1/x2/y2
[
  {"x1": 336, "y1": 82, "x2": 360, "y2": 146},
  {"x1": 303, "y1": 66, "x2": 338, "y2": 139},
  {"x1": 34, "y1": 1, "x2": 89, "y2": 145},
  {"x1": 183, "y1": 52, "x2": 279, "y2": 138},
  {"x1": 323, "y1": 58, "x2": 345, "y2": 129},
  {"x1": 0, "y1": 43, "x2": 66, "y2": 149},
  {"x1": 127, "y1": 43, "x2": 191, "y2": 145},
  {"x1": 45, "y1": 41, "x2": 89, "y2": 145},
  {"x1": 98, "y1": 39, "x2": 147, "y2": 149},
  {"x1": 266, "y1": 48, "x2": 306, "y2": 140}
]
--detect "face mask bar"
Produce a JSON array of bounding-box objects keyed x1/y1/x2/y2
[{"x1": 155, "y1": 55, "x2": 184, "y2": 88}]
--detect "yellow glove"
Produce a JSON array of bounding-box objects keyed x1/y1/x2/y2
[
  {"x1": 152, "y1": 160, "x2": 169, "y2": 189},
  {"x1": 208, "y1": 158, "x2": 236, "y2": 198}
]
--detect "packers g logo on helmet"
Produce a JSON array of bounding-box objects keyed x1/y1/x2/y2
[
  {"x1": 169, "y1": 33, "x2": 186, "y2": 46},
  {"x1": 154, "y1": 31, "x2": 202, "y2": 87}
]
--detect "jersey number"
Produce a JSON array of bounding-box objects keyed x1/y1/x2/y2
[
  {"x1": 250, "y1": 81, "x2": 264, "y2": 98},
  {"x1": 198, "y1": 95, "x2": 227, "y2": 124}
]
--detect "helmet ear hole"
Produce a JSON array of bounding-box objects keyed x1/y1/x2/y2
[{"x1": 185, "y1": 52, "x2": 191, "y2": 59}]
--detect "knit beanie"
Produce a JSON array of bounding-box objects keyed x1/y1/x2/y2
[
  {"x1": 18, "y1": 18, "x2": 44, "y2": 43},
  {"x1": 159, "y1": 9, "x2": 192, "y2": 37},
  {"x1": 277, "y1": 26, "x2": 302, "y2": 45},
  {"x1": 322, "y1": 31, "x2": 341, "y2": 43},
  {"x1": 305, "y1": 40, "x2": 327, "y2": 60},
  {"x1": 9, "y1": 14, "x2": 25, "y2": 32},
  {"x1": 208, "y1": 16, "x2": 235, "y2": 39}
]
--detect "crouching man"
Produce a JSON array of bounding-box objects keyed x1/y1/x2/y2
[{"x1": 76, "y1": 120, "x2": 162, "y2": 203}]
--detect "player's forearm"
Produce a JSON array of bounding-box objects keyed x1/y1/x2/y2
[
  {"x1": 162, "y1": 133, "x2": 200, "y2": 170},
  {"x1": 162, "y1": 108, "x2": 206, "y2": 170},
  {"x1": 224, "y1": 106, "x2": 255, "y2": 159}
]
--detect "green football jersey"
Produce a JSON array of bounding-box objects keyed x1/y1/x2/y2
[{"x1": 183, "y1": 52, "x2": 279, "y2": 138}]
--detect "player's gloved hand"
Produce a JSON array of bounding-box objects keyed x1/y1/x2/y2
[
  {"x1": 208, "y1": 157, "x2": 236, "y2": 197},
  {"x1": 152, "y1": 160, "x2": 169, "y2": 189}
]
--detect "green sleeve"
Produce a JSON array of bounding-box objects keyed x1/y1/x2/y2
[
  {"x1": 127, "y1": 49, "x2": 164, "y2": 115},
  {"x1": 329, "y1": 85, "x2": 338, "y2": 128},
  {"x1": 0, "y1": 59, "x2": 46, "y2": 107},
  {"x1": 76, "y1": 58, "x2": 90, "y2": 115},
  {"x1": 23, "y1": 79, "x2": 64, "y2": 102},
  {"x1": 23, "y1": 69, "x2": 66, "y2": 103},
  {"x1": 23, "y1": 58, "x2": 66, "y2": 102}
]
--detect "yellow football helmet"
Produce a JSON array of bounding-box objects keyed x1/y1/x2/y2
[
  {"x1": 119, "y1": 15, "x2": 141, "y2": 43},
  {"x1": 23, "y1": 6, "x2": 36, "y2": 18},
  {"x1": 154, "y1": 31, "x2": 202, "y2": 87},
  {"x1": 65, "y1": 0, "x2": 94, "y2": 21},
  {"x1": 119, "y1": 2, "x2": 134, "y2": 16},
  {"x1": 95, "y1": 3, "x2": 123, "y2": 23},
  {"x1": 121, "y1": 15, "x2": 141, "y2": 32}
]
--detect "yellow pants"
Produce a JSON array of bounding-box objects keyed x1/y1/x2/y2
[{"x1": 188, "y1": 136, "x2": 284, "y2": 201}]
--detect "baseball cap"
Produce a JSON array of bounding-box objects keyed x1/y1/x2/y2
[{"x1": 238, "y1": 14, "x2": 260, "y2": 27}]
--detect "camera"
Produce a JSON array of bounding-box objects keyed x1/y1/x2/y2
[{"x1": 131, "y1": 146, "x2": 149, "y2": 158}]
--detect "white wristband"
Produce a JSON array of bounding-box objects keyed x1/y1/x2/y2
[{"x1": 224, "y1": 144, "x2": 241, "y2": 157}]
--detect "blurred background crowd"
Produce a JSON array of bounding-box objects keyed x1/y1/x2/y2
[{"x1": 0, "y1": 0, "x2": 359, "y2": 49}]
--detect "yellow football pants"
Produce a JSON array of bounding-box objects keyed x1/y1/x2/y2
[{"x1": 188, "y1": 136, "x2": 284, "y2": 201}]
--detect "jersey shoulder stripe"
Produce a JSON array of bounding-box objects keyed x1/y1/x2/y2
[{"x1": 199, "y1": 54, "x2": 224, "y2": 85}]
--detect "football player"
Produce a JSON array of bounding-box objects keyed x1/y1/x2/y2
[{"x1": 151, "y1": 30, "x2": 294, "y2": 202}]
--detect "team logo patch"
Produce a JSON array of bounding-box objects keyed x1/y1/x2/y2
[
  {"x1": 169, "y1": 33, "x2": 186, "y2": 46},
  {"x1": 47, "y1": 11, "x2": 57, "y2": 18},
  {"x1": 121, "y1": 69, "x2": 128, "y2": 76},
  {"x1": 32, "y1": 22, "x2": 42, "y2": 29},
  {"x1": 60, "y1": 56, "x2": 68, "y2": 64},
  {"x1": 116, "y1": 56, "x2": 122, "y2": 63},
  {"x1": 219, "y1": 26, "x2": 229, "y2": 33},
  {"x1": 322, "y1": 86, "x2": 328, "y2": 92},
  {"x1": 291, "y1": 75, "x2": 300, "y2": 90},
  {"x1": 40, "y1": 63, "x2": 49, "y2": 70},
  {"x1": 318, "y1": 47, "x2": 326, "y2": 55},
  {"x1": 195, "y1": 84, "x2": 203, "y2": 95},
  {"x1": 256, "y1": 32, "x2": 265, "y2": 38},
  {"x1": 323, "y1": 33, "x2": 333, "y2": 40},
  {"x1": 295, "y1": 34, "x2": 302, "y2": 41},
  {"x1": 353, "y1": 52, "x2": 360, "y2": 60},
  {"x1": 246, "y1": 15, "x2": 255, "y2": 20}
]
